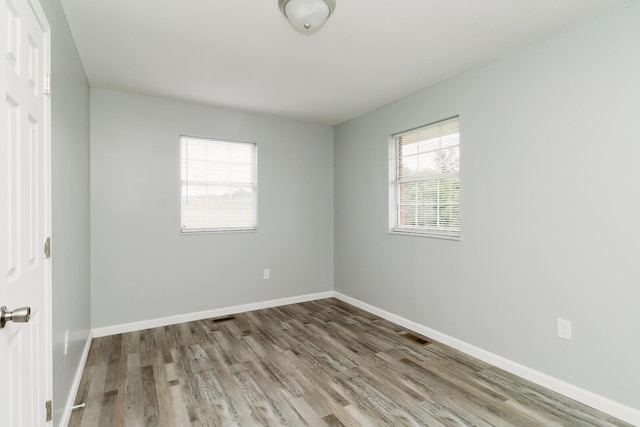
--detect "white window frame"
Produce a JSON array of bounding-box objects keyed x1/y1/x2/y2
[
  {"x1": 389, "y1": 116, "x2": 460, "y2": 240},
  {"x1": 180, "y1": 135, "x2": 258, "y2": 234}
]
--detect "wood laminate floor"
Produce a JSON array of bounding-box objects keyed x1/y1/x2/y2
[{"x1": 68, "y1": 298, "x2": 632, "y2": 427}]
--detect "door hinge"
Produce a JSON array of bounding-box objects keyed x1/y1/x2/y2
[
  {"x1": 44, "y1": 73, "x2": 51, "y2": 95},
  {"x1": 45, "y1": 400, "x2": 52, "y2": 422},
  {"x1": 44, "y1": 237, "x2": 51, "y2": 258}
]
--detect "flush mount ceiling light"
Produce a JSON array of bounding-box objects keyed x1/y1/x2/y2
[{"x1": 278, "y1": 0, "x2": 336, "y2": 33}]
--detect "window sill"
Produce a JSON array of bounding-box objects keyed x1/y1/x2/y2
[
  {"x1": 180, "y1": 227, "x2": 258, "y2": 235},
  {"x1": 389, "y1": 229, "x2": 460, "y2": 241}
]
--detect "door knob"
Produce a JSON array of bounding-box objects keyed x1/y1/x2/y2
[{"x1": 0, "y1": 306, "x2": 31, "y2": 329}]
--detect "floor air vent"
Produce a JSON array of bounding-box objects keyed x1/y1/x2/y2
[
  {"x1": 211, "y1": 315, "x2": 236, "y2": 324},
  {"x1": 401, "y1": 332, "x2": 431, "y2": 346}
]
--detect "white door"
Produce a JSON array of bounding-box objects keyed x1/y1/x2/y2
[{"x1": 0, "y1": 0, "x2": 52, "y2": 425}]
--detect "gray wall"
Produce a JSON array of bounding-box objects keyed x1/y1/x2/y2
[
  {"x1": 334, "y1": 2, "x2": 640, "y2": 411},
  {"x1": 39, "y1": 0, "x2": 92, "y2": 425},
  {"x1": 90, "y1": 89, "x2": 334, "y2": 328}
]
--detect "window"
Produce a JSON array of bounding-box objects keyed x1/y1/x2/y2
[
  {"x1": 180, "y1": 136, "x2": 257, "y2": 233},
  {"x1": 390, "y1": 117, "x2": 460, "y2": 239}
]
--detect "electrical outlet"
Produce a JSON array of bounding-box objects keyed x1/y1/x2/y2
[
  {"x1": 64, "y1": 330, "x2": 69, "y2": 355},
  {"x1": 263, "y1": 269, "x2": 270, "y2": 280},
  {"x1": 557, "y1": 318, "x2": 572, "y2": 340}
]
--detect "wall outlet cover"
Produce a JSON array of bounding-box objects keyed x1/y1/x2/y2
[
  {"x1": 64, "y1": 330, "x2": 70, "y2": 355},
  {"x1": 557, "y1": 318, "x2": 572, "y2": 340}
]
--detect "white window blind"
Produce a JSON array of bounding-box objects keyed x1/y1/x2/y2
[
  {"x1": 392, "y1": 117, "x2": 460, "y2": 238},
  {"x1": 180, "y1": 136, "x2": 257, "y2": 233}
]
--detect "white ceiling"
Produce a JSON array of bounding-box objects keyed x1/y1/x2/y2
[{"x1": 60, "y1": 0, "x2": 629, "y2": 125}]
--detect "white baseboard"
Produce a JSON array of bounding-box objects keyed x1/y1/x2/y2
[
  {"x1": 92, "y1": 291, "x2": 335, "y2": 338},
  {"x1": 59, "y1": 330, "x2": 93, "y2": 427},
  {"x1": 333, "y1": 292, "x2": 640, "y2": 427}
]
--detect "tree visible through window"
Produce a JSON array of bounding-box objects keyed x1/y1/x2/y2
[
  {"x1": 391, "y1": 117, "x2": 460, "y2": 238},
  {"x1": 180, "y1": 136, "x2": 257, "y2": 232}
]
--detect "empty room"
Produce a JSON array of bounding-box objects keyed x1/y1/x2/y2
[{"x1": 1, "y1": 0, "x2": 639, "y2": 426}]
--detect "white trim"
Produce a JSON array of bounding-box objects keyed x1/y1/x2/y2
[
  {"x1": 59, "y1": 331, "x2": 93, "y2": 427},
  {"x1": 92, "y1": 291, "x2": 334, "y2": 338},
  {"x1": 333, "y1": 292, "x2": 640, "y2": 427}
]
